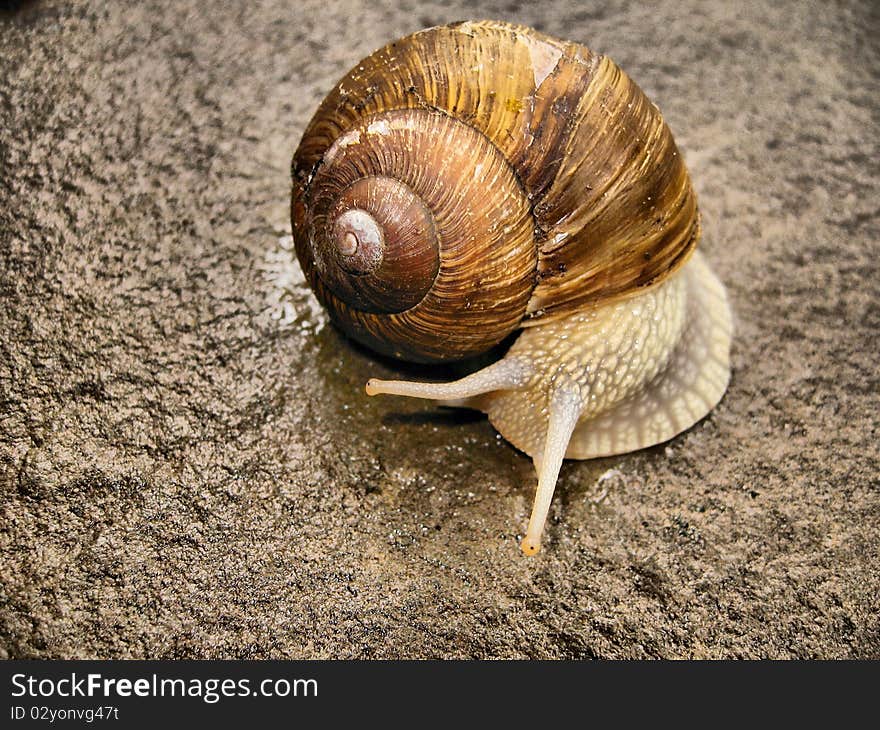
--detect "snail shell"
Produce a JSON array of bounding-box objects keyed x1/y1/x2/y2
[{"x1": 291, "y1": 21, "x2": 732, "y2": 555}]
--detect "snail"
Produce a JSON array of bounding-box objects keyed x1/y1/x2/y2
[{"x1": 290, "y1": 20, "x2": 732, "y2": 555}]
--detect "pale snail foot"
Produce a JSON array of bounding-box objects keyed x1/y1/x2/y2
[{"x1": 366, "y1": 251, "x2": 733, "y2": 555}]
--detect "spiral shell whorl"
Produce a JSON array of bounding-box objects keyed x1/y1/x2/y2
[
  {"x1": 315, "y1": 173, "x2": 438, "y2": 314},
  {"x1": 293, "y1": 107, "x2": 536, "y2": 362}
]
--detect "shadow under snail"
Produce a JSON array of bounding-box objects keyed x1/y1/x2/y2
[{"x1": 291, "y1": 20, "x2": 733, "y2": 555}]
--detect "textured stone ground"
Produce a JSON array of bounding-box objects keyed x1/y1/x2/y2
[{"x1": 1, "y1": 0, "x2": 877, "y2": 658}]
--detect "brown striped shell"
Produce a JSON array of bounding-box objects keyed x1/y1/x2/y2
[{"x1": 291, "y1": 20, "x2": 699, "y2": 363}]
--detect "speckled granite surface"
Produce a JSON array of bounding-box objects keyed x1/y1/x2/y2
[{"x1": 1, "y1": 0, "x2": 877, "y2": 658}]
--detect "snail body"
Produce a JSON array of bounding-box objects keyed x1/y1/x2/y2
[{"x1": 291, "y1": 21, "x2": 732, "y2": 555}]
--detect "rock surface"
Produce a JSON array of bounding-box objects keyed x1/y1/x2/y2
[{"x1": 1, "y1": 0, "x2": 877, "y2": 658}]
